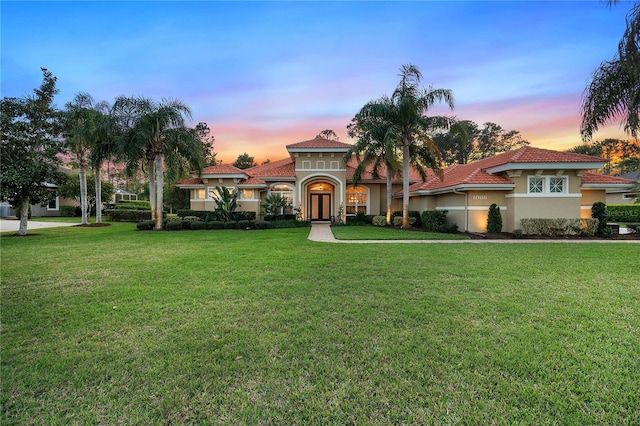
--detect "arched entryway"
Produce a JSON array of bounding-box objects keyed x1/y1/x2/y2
[{"x1": 308, "y1": 181, "x2": 334, "y2": 221}]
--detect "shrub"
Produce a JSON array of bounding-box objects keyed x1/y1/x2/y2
[
  {"x1": 60, "y1": 205, "x2": 76, "y2": 217},
  {"x1": 115, "y1": 200, "x2": 151, "y2": 210},
  {"x1": 136, "y1": 220, "x2": 154, "y2": 231},
  {"x1": 237, "y1": 220, "x2": 251, "y2": 229},
  {"x1": 591, "y1": 202, "x2": 608, "y2": 234},
  {"x1": 487, "y1": 203, "x2": 503, "y2": 234},
  {"x1": 106, "y1": 209, "x2": 153, "y2": 222},
  {"x1": 422, "y1": 210, "x2": 449, "y2": 232},
  {"x1": 254, "y1": 220, "x2": 273, "y2": 229},
  {"x1": 346, "y1": 212, "x2": 373, "y2": 225},
  {"x1": 512, "y1": 228, "x2": 524, "y2": 238},
  {"x1": 165, "y1": 220, "x2": 183, "y2": 231},
  {"x1": 190, "y1": 221, "x2": 207, "y2": 230},
  {"x1": 393, "y1": 216, "x2": 416, "y2": 226},
  {"x1": 520, "y1": 218, "x2": 598, "y2": 236},
  {"x1": 181, "y1": 220, "x2": 194, "y2": 230},
  {"x1": 224, "y1": 221, "x2": 238, "y2": 229},
  {"x1": 607, "y1": 204, "x2": 640, "y2": 222},
  {"x1": 206, "y1": 221, "x2": 224, "y2": 230},
  {"x1": 372, "y1": 216, "x2": 386, "y2": 227},
  {"x1": 392, "y1": 210, "x2": 422, "y2": 227}
]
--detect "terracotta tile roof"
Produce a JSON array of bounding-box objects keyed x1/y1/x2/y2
[
  {"x1": 286, "y1": 137, "x2": 353, "y2": 150},
  {"x1": 239, "y1": 176, "x2": 267, "y2": 185},
  {"x1": 245, "y1": 158, "x2": 296, "y2": 178},
  {"x1": 345, "y1": 157, "x2": 422, "y2": 182},
  {"x1": 485, "y1": 146, "x2": 606, "y2": 166},
  {"x1": 581, "y1": 172, "x2": 637, "y2": 185},
  {"x1": 176, "y1": 177, "x2": 204, "y2": 186},
  {"x1": 199, "y1": 164, "x2": 247, "y2": 175}
]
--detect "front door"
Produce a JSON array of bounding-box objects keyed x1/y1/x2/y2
[{"x1": 310, "y1": 194, "x2": 331, "y2": 221}]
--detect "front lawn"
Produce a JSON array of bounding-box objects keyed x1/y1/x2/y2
[
  {"x1": 1, "y1": 224, "x2": 638, "y2": 424},
  {"x1": 331, "y1": 224, "x2": 469, "y2": 240}
]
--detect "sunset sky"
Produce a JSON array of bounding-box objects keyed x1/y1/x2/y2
[{"x1": 1, "y1": 1, "x2": 633, "y2": 164}]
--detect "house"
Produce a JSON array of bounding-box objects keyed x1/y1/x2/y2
[
  {"x1": 176, "y1": 137, "x2": 636, "y2": 233},
  {"x1": 607, "y1": 169, "x2": 640, "y2": 204},
  {"x1": 0, "y1": 183, "x2": 78, "y2": 218}
]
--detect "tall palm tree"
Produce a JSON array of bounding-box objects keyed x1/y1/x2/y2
[
  {"x1": 114, "y1": 96, "x2": 204, "y2": 230},
  {"x1": 581, "y1": 1, "x2": 640, "y2": 140},
  {"x1": 64, "y1": 93, "x2": 100, "y2": 224},
  {"x1": 346, "y1": 96, "x2": 402, "y2": 225},
  {"x1": 389, "y1": 64, "x2": 454, "y2": 228}
]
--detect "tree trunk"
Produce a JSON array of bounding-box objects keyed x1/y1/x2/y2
[
  {"x1": 386, "y1": 172, "x2": 393, "y2": 225},
  {"x1": 148, "y1": 158, "x2": 156, "y2": 222},
  {"x1": 94, "y1": 165, "x2": 102, "y2": 224},
  {"x1": 402, "y1": 144, "x2": 410, "y2": 229},
  {"x1": 79, "y1": 161, "x2": 88, "y2": 225},
  {"x1": 154, "y1": 154, "x2": 164, "y2": 230},
  {"x1": 18, "y1": 199, "x2": 29, "y2": 236}
]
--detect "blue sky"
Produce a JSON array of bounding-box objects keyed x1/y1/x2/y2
[{"x1": 1, "y1": 1, "x2": 632, "y2": 163}]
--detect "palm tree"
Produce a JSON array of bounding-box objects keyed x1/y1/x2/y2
[
  {"x1": 389, "y1": 64, "x2": 454, "y2": 228},
  {"x1": 346, "y1": 96, "x2": 402, "y2": 225},
  {"x1": 114, "y1": 97, "x2": 204, "y2": 230},
  {"x1": 64, "y1": 93, "x2": 100, "y2": 224},
  {"x1": 581, "y1": 1, "x2": 640, "y2": 140}
]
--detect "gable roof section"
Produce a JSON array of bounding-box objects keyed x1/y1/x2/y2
[
  {"x1": 286, "y1": 137, "x2": 352, "y2": 154},
  {"x1": 199, "y1": 164, "x2": 248, "y2": 177}
]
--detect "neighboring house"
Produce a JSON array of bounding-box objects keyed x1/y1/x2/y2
[
  {"x1": 113, "y1": 188, "x2": 138, "y2": 203},
  {"x1": 176, "y1": 137, "x2": 637, "y2": 233},
  {"x1": 607, "y1": 169, "x2": 640, "y2": 204},
  {"x1": 0, "y1": 186, "x2": 77, "y2": 218}
]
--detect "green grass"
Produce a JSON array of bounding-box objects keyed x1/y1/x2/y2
[
  {"x1": 2, "y1": 224, "x2": 639, "y2": 424},
  {"x1": 332, "y1": 224, "x2": 470, "y2": 240}
]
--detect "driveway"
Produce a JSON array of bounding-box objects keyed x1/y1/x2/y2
[{"x1": 0, "y1": 219, "x2": 78, "y2": 233}]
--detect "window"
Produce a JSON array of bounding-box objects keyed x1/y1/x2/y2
[
  {"x1": 241, "y1": 189, "x2": 254, "y2": 200},
  {"x1": 346, "y1": 186, "x2": 367, "y2": 214},
  {"x1": 527, "y1": 176, "x2": 567, "y2": 195},
  {"x1": 549, "y1": 177, "x2": 564, "y2": 193},
  {"x1": 529, "y1": 177, "x2": 544, "y2": 194},
  {"x1": 269, "y1": 184, "x2": 293, "y2": 214},
  {"x1": 47, "y1": 196, "x2": 59, "y2": 211},
  {"x1": 196, "y1": 189, "x2": 206, "y2": 199}
]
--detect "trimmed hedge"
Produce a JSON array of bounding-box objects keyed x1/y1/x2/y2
[
  {"x1": 176, "y1": 209, "x2": 257, "y2": 222},
  {"x1": 393, "y1": 216, "x2": 416, "y2": 226},
  {"x1": 107, "y1": 209, "x2": 153, "y2": 222},
  {"x1": 607, "y1": 204, "x2": 640, "y2": 222},
  {"x1": 165, "y1": 220, "x2": 183, "y2": 231},
  {"x1": 520, "y1": 218, "x2": 598, "y2": 236},
  {"x1": 136, "y1": 220, "x2": 155, "y2": 231}
]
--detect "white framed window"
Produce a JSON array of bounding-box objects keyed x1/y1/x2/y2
[
  {"x1": 241, "y1": 189, "x2": 254, "y2": 200},
  {"x1": 196, "y1": 189, "x2": 206, "y2": 199},
  {"x1": 208, "y1": 186, "x2": 236, "y2": 199},
  {"x1": 527, "y1": 176, "x2": 567, "y2": 195},
  {"x1": 346, "y1": 186, "x2": 368, "y2": 215},
  {"x1": 269, "y1": 184, "x2": 294, "y2": 214},
  {"x1": 47, "y1": 196, "x2": 59, "y2": 211}
]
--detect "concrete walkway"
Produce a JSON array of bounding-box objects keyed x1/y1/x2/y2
[
  {"x1": 307, "y1": 222, "x2": 640, "y2": 244},
  {"x1": 0, "y1": 219, "x2": 78, "y2": 233}
]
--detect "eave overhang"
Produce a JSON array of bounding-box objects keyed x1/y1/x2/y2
[
  {"x1": 406, "y1": 183, "x2": 516, "y2": 197},
  {"x1": 485, "y1": 162, "x2": 605, "y2": 174}
]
